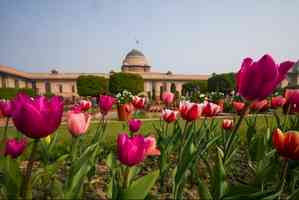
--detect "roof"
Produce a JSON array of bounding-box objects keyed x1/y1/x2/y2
[{"x1": 125, "y1": 49, "x2": 145, "y2": 57}]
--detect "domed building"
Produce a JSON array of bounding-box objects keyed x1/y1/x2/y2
[{"x1": 121, "y1": 49, "x2": 151, "y2": 73}]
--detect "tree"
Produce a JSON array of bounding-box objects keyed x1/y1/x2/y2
[
  {"x1": 76, "y1": 75, "x2": 108, "y2": 97},
  {"x1": 208, "y1": 73, "x2": 235, "y2": 93},
  {"x1": 182, "y1": 80, "x2": 208, "y2": 96},
  {"x1": 109, "y1": 73, "x2": 144, "y2": 95},
  {"x1": 0, "y1": 88, "x2": 35, "y2": 99}
]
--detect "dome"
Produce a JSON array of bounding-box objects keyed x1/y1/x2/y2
[
  {"x1": 122, "y1": 49, "x2": 151, "y2": 73},
  {"x1": 122, "y1": 49, "x2": 149, "y2": 67}
]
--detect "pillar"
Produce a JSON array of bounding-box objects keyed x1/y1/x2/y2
[
  {"x1": 155, "y1": 81, "x2": 162, "y2": 102},
  {"x1": 166, "y1": 82, "x2": 171, "y2": 92},
  {"x1": 175, "y1": 82, "x2": 183, "y2": 96}
]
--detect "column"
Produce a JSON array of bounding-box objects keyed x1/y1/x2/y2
[
  {"x1": 175, "y1": 82, "x2": 183, "y2": 96},
  {"x1": 155, "y1": 81, "x2": 162, "y2": 102},
  {"x1": 166, "y1": 82, "x2": 171, "y2": 92}
]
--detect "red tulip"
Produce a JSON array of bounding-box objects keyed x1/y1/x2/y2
[
  {"x1": 161, "y1": 109, "x2": 178, "y2": 123},
  {"x1": 162, "y1": 92, "x2": 175, "y2": 105},
  {"x1": 236, "y1": 54, "x2": 294, "y2": 101},
  {"x1": 79, "y1": 100, "x2": 92, "y2": 111},
  {"x1": 132, "y1": 96, "x2": 145, "y2": 109},
  {"x1": 0, "y1": 100, "x2": 13, "y2": 117},
  {"x1": 144, "y1": 136, "x2": 160, "y2": 156},
  {"x1": 99, "y1": 95, "x2": 115, "y2": 116},
  {"x1": 4, "y1": 138, "x2": 27, "y2": 158},
  {"x1": 11, "y1": 93, "x2": 64, "y2": 139},
  {"x1": 179, "y1": 101, "x2": 201, "y2": 121},
  {"x1": 128, "y1": 119, "x2": 142, "y2": 133},
  {"x1": 200, "y1": 101, "x2": 222, "y2": 117},
  {"x1": 250, "y1": 100, "x2": 268, "y2": 111},
  {"x1": 233, "y1": 101, "x2": 245, "y2": 114},
  {"x1": 67, "y1": 111, "x2": 91, "y2": 137},
  {"x1": 222, "y1": 119, "x2": 233, "y2": 130},
  {"x1": 272, "y1": 128, "x2": 299, "y2": 160},
  {"x1": 117, "y1": 133, "x2": 146, "y2": 166},
  {"x1": 271, "y1": 96, "x2": 286, "y2": 109}
]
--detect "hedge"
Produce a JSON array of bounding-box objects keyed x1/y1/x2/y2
[
  {"x1": 0, "y1": 88, "x2": 35, "y2": 99},
  {"x1": 109, "y1": 73, "x2": 144, "y2": 95},
  {"x1": 76, "y1": 75, "x2": 108, "y2": 97},
  {"x1": 208, "y1": 73, "x2": 235, "y2": 93}
]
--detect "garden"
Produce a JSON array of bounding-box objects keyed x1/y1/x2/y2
[{"x1": 1, "y1": 54, "x2": 299, "y2": 199}]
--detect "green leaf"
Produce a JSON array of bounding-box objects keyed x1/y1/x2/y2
[
  {"x1": 122, "y1": 170, "x2": 159, "y2": 200},
  {"x1": 197, "y1": 176, "x2": 212, "y2": 200}
]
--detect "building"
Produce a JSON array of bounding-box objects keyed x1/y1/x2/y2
[{"x1": 0, "y1": 49, "x2": 209, "y2": 101}]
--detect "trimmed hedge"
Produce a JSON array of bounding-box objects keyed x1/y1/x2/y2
[
  {"x1": 208, "y1": 73, "x2": 235, "y2": 93},
  {"x1": 0, "y1": 88, "x2": 35, "y2": 99},
  {"x1": 109, "y1": 73, "x2": 144, "y2": 95},
  {"x1": 77, "y1": 75, "x2": 108, "y2": 97}
]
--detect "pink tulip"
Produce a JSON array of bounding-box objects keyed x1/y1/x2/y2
[
  {"x1": 128, "y1": 119, "x2": 142, "y2": 133},
  {"x1": 67, "y1": 111, "x2": 91, "y2": 136},
  {"x1": 4, "y1": 138, "x2": 27, "y2": 158},
  {"x1": 222, "y1": 119, "x2": 233, "y2": 130},
  {"x1": 117, "y1": 133, "x2": 146, "y2": 166},
  {"x1": 161, "y1": 109, "x2": 178, "y2": 123},
  {"x1": 11, "y1": 93, "x2": 64, "y2": 139},
  {"x1": 124, "y1": 103, "x2": 133, "y2": 113},
  {"x1": 99, "y1": 95, "x2": 115, "y2": 116},
  {"x1": 145, "y1": 136, "x2": 160, "y2": 156},
  {"x1": 284, "y1": 89, "x2": 299, "y2": 112},
  {"x1": 250, "y1": 100, "x2": 269, "y2": 111},
  {"x1": 79, "y1": 100, "x2": 92, "y2": 111},
  {"x1": 162, "y1": 92, "x2": 175, "y2": 105},
  {"x1": 0, "y1": 100, "x2": 13, "y2": 117},
  {"x1": 132, "y1": 96, "x2": 145, "y2": 109},
  {"x1": 271, "y1": 96, "x2": 286, "y2": 109},
  {"x1": 200, "y1": 101, "x2": 222, "y2": 117},
  {"x1": 179, "y1": 101, "x2": 201, "y2": 121},
  {"x1": 236, "y1": 54, "x2": 294, "y2": 101},
  {"x1": 233, "y1": 101, "x2": 245, "y2": 114}
]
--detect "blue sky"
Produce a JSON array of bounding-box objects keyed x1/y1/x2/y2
[{"x1": 0, "y1": 0, "x2": 298, "y2": 74}]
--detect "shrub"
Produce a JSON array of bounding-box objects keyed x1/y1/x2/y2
[
  {"x1": 109, "y1": 73, "x2": 144, "y2": 95},
  {"x1": 77, "y1": 75, "x2": 108, "y2": 97},
  {"x1": 0, "y1": 88, "x2": 35, "y2": 99},
  {"x1": 208, "y1": 73, "x2": 235, "y2": 93}
]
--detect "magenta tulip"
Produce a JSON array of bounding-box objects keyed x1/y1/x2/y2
[
  {"x1": 11, "y1": 93, "x2": 64, "y2": 139},
  {"x1": 117, "y1": 133, "x2": 146, "y2": 166},
  {"x1": 0, "y1": 100, "x2": 13, "y2": 117},
  {"x1": 5, "y1": 138, "x2": 27, "y2": 158},
  {"x1": 236, "y1": 54, "x2": 294, "y2": 101},
  {"x1": 99, "y1": 95, "x2": 115, "y2": 116},
  {"x1": 162, "y1": 92, "x2": 175, "y2": 105},
  {"x1": 67, "y1": 111, "x2": 91, "y2": 137},
  {"x1": 128, "y1": 119, "x2": 142, "y2": 133}
]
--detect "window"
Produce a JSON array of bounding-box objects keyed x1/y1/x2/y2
[
  {"x1": 45, "y1": 81, "x2": 51, "y2": 93},
  {"x1": 59, "y1": 84, "x2": 63, "y2": 93},
  {"x1": 72, "y1": 85, "x2": 75, "y2": 93},
  {"x1": 1, "y1": 76, "x2": 6, "y2": 88}
]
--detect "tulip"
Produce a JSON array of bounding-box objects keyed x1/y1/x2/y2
[
  {"x1": 145, "y1": 136, "x2": 160, "y2": 156},
  {"x1": 271, "y1": 96, "x2": 286, "y2": 109},
  {"x1": 11, "y1": 93, "x2": 64, "y2": 139},
  {"x1": 236, "y1": 54, "x2": 294, "y2": 101},
  {"x1": 250, "y1": 99, "x2": 269, "y2": 112},
  {"x1": 179, "y1": 101, "x2": 201, "y2": 121},
  {"x1": 124, "y1": 103, "x2": 133, "y2": 113},
  {"x1": 4, "y1": 138, "x2": 27, "y2": 159},
  {"x1": 284, "y1": 89, "x2": 299, "y2": 113},
  {"x1": 67, "y1": 111, "x2": 91, "y2": 136},
  {"x1": 162, "y1": 92, "x2": 175, "y2": 105},
  {"x1": 161, "y1": 109, "x2": 178, "y2": 123},
  {"x1": 233, "y1": 101, "x2": 245, "y2": 114},
  {"x1": 99, "y1": 95, "x2": 115, "y2": 116},
  {"x1": 132, "y1": 96, "x2": 145, "y2": 109},
  {"x1": 200, "y1": 101, "x2": 222, "y2": 117},
  {"x1": 79, "y1": 100, "x2": 92, "y2": 111},
  {"x1": 128, "y1": 119, "x2": 142, "y2": 133},
  {"x1": 272, "y1": 128, "x2": 299, "y2": 160},
  {"x1": 117, "y1": 133, "x2": 146, "y2": 166},
  {"x1": 0, "y1": 100, "x2": 13, "y2": 117},
  {"x1": 222, "y1": 119, "x2": 233, "y2": 130}
]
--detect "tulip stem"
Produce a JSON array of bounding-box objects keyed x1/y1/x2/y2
[
  {"x1": 20, "y1": 139, "x2": 39, "y2": 199},
  {"x1": 277, "y1": 159, "x2": 288, "y2": 198},
  {"x1": 224, "y1": 103, "x2": 250, "y2": 163},
  {"x1": 71, "y1": 136, "x2": 79, "y2": 162},
  {"x1": 0, "y1": 117, "x2": 9, "y2": 154}
]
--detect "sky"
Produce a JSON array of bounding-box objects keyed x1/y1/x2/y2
[{"x1": 0, "y1": 0, "x2": 299, "y2": 75}]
